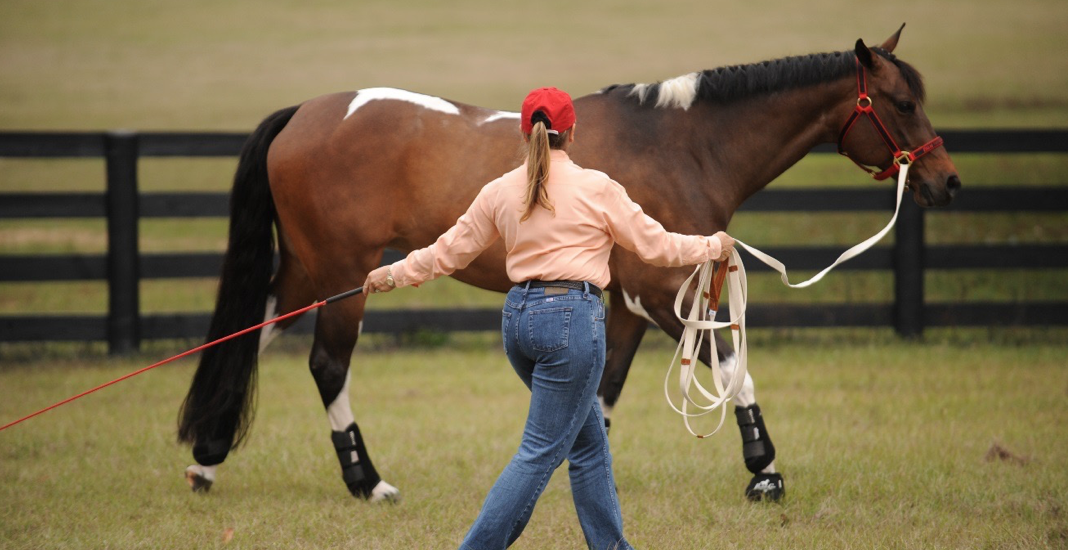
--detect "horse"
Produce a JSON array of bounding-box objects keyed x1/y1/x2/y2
[{"x1": 178, "y1": 25, "x2": 960, "y2": 503}]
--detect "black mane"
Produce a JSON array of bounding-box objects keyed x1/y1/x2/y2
[{"x1": 601, "y1": 48, "x2": 925, "y2": 106}]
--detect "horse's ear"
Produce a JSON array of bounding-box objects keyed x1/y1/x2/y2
[
  {"x1": 880, "y1": 23, "x2": 906, "y2": 53},
  {"x1": 854, "y1": 38, "x2": 875, "y2": 69}
]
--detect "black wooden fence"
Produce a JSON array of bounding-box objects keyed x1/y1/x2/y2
[{"x1": 1, "y1": 130, "x2": 1066, "y2": 354}]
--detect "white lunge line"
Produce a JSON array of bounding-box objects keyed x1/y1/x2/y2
[{"x1": 665, "y1": 163, "x2": 912, "y2": 437}]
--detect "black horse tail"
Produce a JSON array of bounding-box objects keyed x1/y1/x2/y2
[{"x1": 177, "y1": 105, "x2": 299, "y2": 464}]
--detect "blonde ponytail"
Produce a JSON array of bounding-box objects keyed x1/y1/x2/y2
[{"x1": 522, "y1": 121, "x2": 554, "y2": 221}]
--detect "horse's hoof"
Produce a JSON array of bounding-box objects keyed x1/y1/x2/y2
[
  {"x1": 185, "y1": 465, "x2": 214, "y2": 493},
  {"x1": 745, "y1": 473, "x2": 784, "y2": 502},
  {"x1": 367, "y1": 480, "x2": 401, "y2": 504}
]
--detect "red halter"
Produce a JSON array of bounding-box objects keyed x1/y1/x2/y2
[{"x1": 837, "y1": 57, "x2": 944, "y2": 181}]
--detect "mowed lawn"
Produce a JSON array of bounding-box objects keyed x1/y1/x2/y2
[
  {"x1": 2, "y1": 0, "x2": 1067, "y2": 548},
  {"x1": 1, "y1": 331, "x2": 1066, "y2": 549}
]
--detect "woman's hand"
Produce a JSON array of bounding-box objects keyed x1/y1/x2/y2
[
  {"x1": 712, "y1": 231, "x2": 735, "y2": 262},
  {"x1": 363, "y1": 266, "x2": 396, "y2": 296}
]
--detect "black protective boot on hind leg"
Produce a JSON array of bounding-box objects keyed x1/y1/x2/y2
[
  {"x1": 736, "y1": 404, "x2": 785, "y2": 502},
  {"x1": 331, "y1": 422, "x2": 384, "y2": 500}
]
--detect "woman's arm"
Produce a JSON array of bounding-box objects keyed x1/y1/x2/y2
[
  {"x1": 601, "y1": 180, "x2": 733, "y2": 267},
  {"x1": 364, "y1": 184, "x2": 500, "y2": 294}
]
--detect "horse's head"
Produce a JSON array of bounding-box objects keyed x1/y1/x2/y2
[{"x1": 836, "y1": 25, "x2": 961, "y2": 208}]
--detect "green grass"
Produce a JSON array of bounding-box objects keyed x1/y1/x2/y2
[
  {"x1": 1, "y1": 333, "x2": 1066, "y2": 549},
  {"x1": 1, "y1": 4, "x2": 1066, "y2": 546}
]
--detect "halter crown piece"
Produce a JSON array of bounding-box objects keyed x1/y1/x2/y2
[{"x1": 665, "y1": 55, "x2": 945, "y2": 437}]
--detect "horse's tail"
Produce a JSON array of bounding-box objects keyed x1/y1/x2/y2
[{"x1": 177, "y1": 105, "x2": 299, "y2": 463}]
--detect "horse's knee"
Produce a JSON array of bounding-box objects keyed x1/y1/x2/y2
[{"x1": 309, "y1": 345, "x2": 350, "y2": 407}]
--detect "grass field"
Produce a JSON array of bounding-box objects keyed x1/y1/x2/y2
[
  {"x1": 2, "y1": 1, "x2": 1067, "y2": 548},
  {"x1": 2, "y1": 331, "x2": 1067, "y2": 549}
]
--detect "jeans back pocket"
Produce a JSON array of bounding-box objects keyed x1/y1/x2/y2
[{"x1": 529, "y1": 307, "x2": 572, "y2": 352}]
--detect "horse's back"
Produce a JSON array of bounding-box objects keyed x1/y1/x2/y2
[{"x1": 265, "y1": 88, "x2": 521, "y2": 291}]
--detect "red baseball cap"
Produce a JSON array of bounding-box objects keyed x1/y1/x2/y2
[{"x1": 520, "y1": 87, "x2": 576, "y2": 135}]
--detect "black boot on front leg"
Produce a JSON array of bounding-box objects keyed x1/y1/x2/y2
[
  {"x1": 736, "y1": 404, "x2": 785, "y2": 502},
  {"x1": 331, "y1": 422, "x2": 392, "y2": 501}
]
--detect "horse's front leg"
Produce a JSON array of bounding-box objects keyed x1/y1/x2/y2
[
  {"x1": 311, "y1": 296, "x2": 400, "y2": 503},
  {"x1": 645, "y1": 298, "x2": 784, "y2": 502}
]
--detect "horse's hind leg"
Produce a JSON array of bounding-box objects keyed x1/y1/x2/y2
[
  {"x1": 311, "y1": 293, "x2": 399, "y2": 503},
  {"x1": 184, "y1": 248, "x2": 316, "y2": 492}
]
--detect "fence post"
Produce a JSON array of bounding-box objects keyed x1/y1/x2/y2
[
  {"x1": 894, "y1": 197, "x2": 925, "y2": 338},
  {"x1": 105, "y1": 131, "x2": 140, "y2": 354}
]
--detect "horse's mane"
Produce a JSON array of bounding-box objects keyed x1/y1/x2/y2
[{"x1": 600, "y1": 48, "x2": 925, "y2": 109}]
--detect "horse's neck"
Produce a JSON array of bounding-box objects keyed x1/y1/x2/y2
[{"x1": 697, "y1": 79, "x2": 853, "y2": 209}]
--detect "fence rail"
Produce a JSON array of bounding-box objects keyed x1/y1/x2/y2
[{"x1": 2, "y1": 130, "x2": 1067, "y2": 353}]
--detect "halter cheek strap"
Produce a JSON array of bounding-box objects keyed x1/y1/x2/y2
[{"x1": 837, "y1": 57, "x2": 944, "y2": 181}]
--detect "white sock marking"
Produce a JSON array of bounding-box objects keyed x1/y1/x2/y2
[
  {"x1": 370, "y1": 480, "x2": 401, "y2": 503},
  {"x1": 327, "y1": 370, "x2": 355, "y2": 432},
  {"x1": 345, "y1": 87, "x2": 460, "y2": 120},
  {"x1": 186, "y1": 464, "x2": 217, "y2": 481},
  {"x1": 718, "y1": 351, "x2": 755, "y2": 407}
]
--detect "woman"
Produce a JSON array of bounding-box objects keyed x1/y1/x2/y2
[{"x1": 364, "y1": 87, "x2": 734, "y2": 550}]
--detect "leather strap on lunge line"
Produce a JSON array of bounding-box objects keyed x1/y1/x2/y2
[{"x1": 665, "y1": 162, "x2": 913, "y2": 436}]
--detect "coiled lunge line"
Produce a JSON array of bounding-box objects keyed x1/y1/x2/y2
[{"x1": 665, "y1": 161, "x2": 912, "y2": 437}]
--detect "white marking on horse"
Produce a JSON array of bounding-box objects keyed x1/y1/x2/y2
[
  {"x1": 258, "y1": 295, "x2": 280, "y2": 353},
  {"x1": 655, "y1": 72, "x2": 699, "y2": 110},
  {"x1": 344, "y1": 88, "x2": 460, "y2": 120},
  {"x1": 628, "y1": 83, "x2": 652, "y2": 104},
  {"x1": 718, "y1": 351, "x2": 755, "y2": 407},
  {"x1": 629, "y1": 72, "x2": 700, "y2": 110},
  {"x1": 370, "y1": 480, "x2": 401, "y2": 503},
  {"x1": 621, "y1": 289, "x2": 657, "y2": 326},
  {"x1": 326, "y1": 370, "x2": 355, "y2": 432},
  {"x1": 480, "y1": 110, "x2": 520, "y2": 125}
]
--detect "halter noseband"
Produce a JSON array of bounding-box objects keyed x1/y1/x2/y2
[{"x1": 837, "y1": 57, "x2": 944, "y2": 181}]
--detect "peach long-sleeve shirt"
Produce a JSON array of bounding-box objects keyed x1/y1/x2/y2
[{"x1": 390, "y1": 149, "x2": 721, "y2": 290}]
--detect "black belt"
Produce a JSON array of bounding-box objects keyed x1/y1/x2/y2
[{"x1": 525, "y1": 280, "x2": 603, "y2": 299}]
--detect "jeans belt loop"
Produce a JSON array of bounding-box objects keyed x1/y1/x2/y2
[{"x1": 582, "y1": 281, "x2": 590, "y2": 298}]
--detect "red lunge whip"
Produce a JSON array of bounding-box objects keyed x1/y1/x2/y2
[{"x1": 0, "y1": 286, "x2": 365, "y2": 433}]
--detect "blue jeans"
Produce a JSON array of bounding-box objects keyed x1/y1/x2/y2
[{"x1": 460, "y1": 283, "x2": 632, "y2": 550}]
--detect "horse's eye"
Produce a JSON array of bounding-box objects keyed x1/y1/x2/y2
[{"x1": 896, "y1": 100, "x2": 916, "y2": 114}]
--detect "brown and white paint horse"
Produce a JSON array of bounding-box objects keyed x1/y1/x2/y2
[{"x1": 178, "y1": 27, "x2": 959, "y2": 502}]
